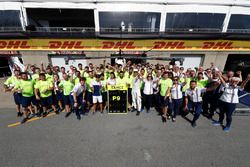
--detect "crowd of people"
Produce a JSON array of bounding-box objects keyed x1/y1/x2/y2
[{"x1": 3, "y1": 60, "x2": 250, "y2": 132}]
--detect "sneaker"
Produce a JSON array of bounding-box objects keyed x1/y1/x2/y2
[
  {"x1": 223, "y1": 126, "x2": 230, "y2": 132},
  {"x1": 55, "y1": 110, "x2": 60, "y2": 115},
  {"x1": 136, "y1": 111, "x2": 140, "y2": 116},
  {"x1": 65, "y1": 112, "x2": 71, "y2": 118},
  {"x1": 191, "y1": 122, "x2": 197, "y2": 128},
  {"x1": 172, "y1": 118, "x2": 176, "y2": 122},
  {"x1": 42, "y1": 112, "x2": 48, "y2": 117},
  {"x1": 21, "y1": 118, "x2": 28, "y2": 124},
  {"x1": 36, "y1": 112, "x2": 41, "y2": 117},
  {"x1": 17, "y1": 112, "x2": 22, "y2": 117},
  {"x1": 212, "y1": 121, "x2": 221, "y2": 126},
  {"x1": 76, "y1": 115, "x2": 81, "y2": 120},
  {"x1": 167, "y1": 116, "x2": 171, "y2": 120}
]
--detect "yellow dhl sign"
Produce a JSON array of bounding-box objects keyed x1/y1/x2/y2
[{"x1": 0, "y1": 39, "x2": 250, "y2": 51}]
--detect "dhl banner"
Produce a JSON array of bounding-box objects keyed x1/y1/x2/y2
[{"x1": 1, "y1": 39, "x2": 250, "y2": 51}]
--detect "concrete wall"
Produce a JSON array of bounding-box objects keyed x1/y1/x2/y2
[{"x1": 20, "y1": 51, "x2": 50, "y2": 67}]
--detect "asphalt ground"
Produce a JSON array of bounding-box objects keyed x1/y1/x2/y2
[{"x1": 0, "y1": 79, "x2": 250, "y2": 167}]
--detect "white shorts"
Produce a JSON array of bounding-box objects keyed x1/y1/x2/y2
[{"x1": 93, "y1": 96, "x2": 103, "y2": 103}]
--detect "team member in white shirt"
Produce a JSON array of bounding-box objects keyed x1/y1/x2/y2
[
  {"x1": 91, "y1": 75, "x2": 103, "y2": 114},
  {"x1": 169, "y1": 76, "x2": 185, "y2": 122},
  {"x1": 184, "y1": 80, "x2": 217, "y2": 127},
  {"x1": 213, "y1": 73, "x2": 250, "y2": 132},
  {"x1": 72, "y1": 77, "x2": 86, "y2": 120},
  {"x1": 131, "y1": 69, "x2": 142, "y2": 115},
  {"x1": 142, "y1": 74, "x2": 155, "y2": 113}
]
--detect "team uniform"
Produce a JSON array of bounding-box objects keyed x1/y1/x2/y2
[
  {"x1": 15, "y1": 79, "x2": 37, "y2": 108},
  {"x1": 35, "y1": 80, "x2": 54, "y2": 108},
  {"x1": 159, "y1": 78, "x2": 173, "y2": 107},
  {"x1": 59, "y1": 80, "x2": 74, "y2": 106},
  {"x1": 185, "y1": 87, "x2": 206, "y2": 126},
  {"x1": 91, "y1": 80, "x2": 103, "y2": 104},
  {"x1": 215, "y1": 83, "x2": 242, "y2": 130},
  {"x1": 71, "y1": 83, "x2": 86, "y2": 118},
  {"x1": 132, "y1": 76, "x2": 142, "y2": 112},
  {"x1": 4, "y1": 76, "x2": 22, "y2": 106},
  {"x1": 170, "y1": 84, "x2": 183, "y2": 120}
]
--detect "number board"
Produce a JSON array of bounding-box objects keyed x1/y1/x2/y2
[{"x1": 107, "y1": 85, "x2": 128, "y2": 114}]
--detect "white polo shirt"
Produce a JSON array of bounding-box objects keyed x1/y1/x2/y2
[
  {"x1": 220, "y1": 83, "x2": 242, "y2": 104},
  {"x1": 185, "y1": 87, "x2": 206, "y2": 102},
  {"x1": 171, "y1": 84, "x2": 183, "y2": 100},
  {"x1": 71, "y1": 83, "x2": 86, "y2": 96},
  {"x1": 143, "y1": 79, "x2": 154, "y2": 95}
]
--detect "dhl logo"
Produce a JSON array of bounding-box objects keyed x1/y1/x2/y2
[{"x1": 0, "y1": 39, "x2": 248, "y2": 51}]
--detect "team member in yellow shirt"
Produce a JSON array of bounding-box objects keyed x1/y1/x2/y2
[
  {"x1": 35, "y1": 73, "x2": 58, "y2": 117},
  {"x1": 59, "y1": 73, "x2": 75, "y2": 117},
  {"x1": 4, "y1": 70, "x2": 22, "y2": 117},
  {"x1": 158, "y1": 72, "x2": 173, "y2": 121},
  {"x1": 13, "y1": 72, "x2": 38, "y2": 123}
]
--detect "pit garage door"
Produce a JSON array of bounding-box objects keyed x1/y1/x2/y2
[
  {"x1": 171, "y1": 54, "x2": 204, "y2": 70},
  {"x1": 50, "y1": 56, "x2": 87, "y2": 72}
]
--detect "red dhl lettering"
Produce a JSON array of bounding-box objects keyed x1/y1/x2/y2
[
  {"x1": 0, "y1": 41, "x2": 30, "y2": 49},
  {"x1": 102, "y1": 41, "x2": 136, "y2": 49},
  {"x1": 48, "y1": 41, "x2": 84, "y2": 49},
  {"x1": 202, "y1": 42, "x2": 233, "y2": 49},
  {"x1": 153, "y1": 41, "x2": 186, "y2": 49}
]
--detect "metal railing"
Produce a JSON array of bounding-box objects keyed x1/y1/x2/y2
[
  {"x1": 165, "y1": 28, "x2": 222, "y2": 33},
  {"x1": 34, "y1": 27, "x2": 95, "y2": 33},
  {"x1": 0, "y1": 27, "x2": 24, "y2": 32},
  {"x1": 227, "y1": 29, "x2": 250, "y2": 33},
  {"x1": 100, "y1": 27, "x2": 160, "y2": 33},
  {"x1": 2, "y1": 26, "x2": 250, "y2": 34}
]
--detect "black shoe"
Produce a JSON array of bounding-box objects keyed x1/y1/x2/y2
[
  {"x1": 42, "y1": 112, "x2": 48, "y2": 117},
  {"x1": 136, "y1": 111, "x2": 140, "y2": 116},
  {"x1": 65, "y1": 112, "x2": 71, "y2": 118},
  {"x1": 191, "y1": 122, "x2": 197, "y2": 128},
  {"x1": 21, "y1": 118, "x2": 28, "y2": 124},
  {"x1": 17, "y1": 112, "x2": 22, "y2": 117},
  {"x1": 76, "y1": 114, "x2": 81, "y2": 120},
  {"x1": 55, "y1": 110, "x2": 60, "y2": 115},
  {"x1": 36, "y1": 112, "x2": 41, "y2": 117}
]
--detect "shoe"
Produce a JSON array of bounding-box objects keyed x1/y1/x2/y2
[
  {"x1": 131, "y1": 108, "x2": 136, "y2": 112},
  {"x1": 36, "y1": 112, "x2": 41, "y2": 117},
  {"x1": 172, "y1": 118, "x2": 176, "y2": 122},
  {"x1": 42, "y1": 112, "x2": 48, "y2": 117},
  {"x1": 136, "y1": 111, "x2": 140, "y2": 116},
  {"x1": 223, "y1": 126, "x2": 230, "y2": 132},
  {"x1": 21, "y1": 118, "x2": 28, "y2": 124},
  {"x1": 141, "y1": 109, "x2": 144, "y2": 112},
  {"x1": 191, "y1": 122, "x2": 197, "y2": 128},
  {"x1": 167, "y1": 116, "x2": 171, "y2": 120},
  {"x1": 146, "y1": 110, "x2": 150, "y2": 113},
  {"x1": 55, "y1": 110, "x2": 60, "y2": 115},
  {"x1": 212, "y1": 120, "x2": 221, "y2": 126},
  {"x1": 65, "y1": 112, "x2": 71, "y2": 118},
  {"x1": 17, "y1": 112, "x2": 22, "y2": 117},
  {"x1": 76, "y1": 115, "x2": 81, "y2": 120}
]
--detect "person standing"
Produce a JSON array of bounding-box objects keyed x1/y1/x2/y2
[
  {"x1": 72, "y1": 77, "x2": 86, "y2": 120},
  {"x1": 184, "y1": 80, "x2": 217, "y2": 127},
  {"x1": 91, "y1": 75, "x2": 103, "y2": 114},
  {"x1": 59, "y1": 73, "x2": 74, "y2": 117},
  {"x1": 34, "y1": 73, "x2": 58, "y2": 117},
  {"x1": 169, "y1": 76, "x2": 184, "y2": 122},
  {"x1": 213, "y1": 73, "x2": 250, "y2": 132},
  {"x1": 131, "y1": 69, "x2": 142, "y2": 115},
  {"x1": 159, "y1": 72, "x2": 173, "y2": 121},
  {"x1": 13, "y1": 72, "x2": 38, "y2": 123},
  {"x1": 142, "y1": 74, "x2": 155, "y2": 114},
  {"x1": 4, "y1": 70, "x2": 22, "y2": 117}
]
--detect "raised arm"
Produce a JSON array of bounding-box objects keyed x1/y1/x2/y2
[{"x1": 240, "y1": 74, "x2": 250, "y2": 89}]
